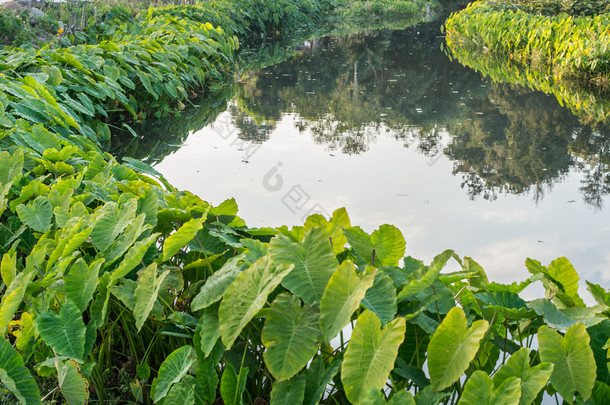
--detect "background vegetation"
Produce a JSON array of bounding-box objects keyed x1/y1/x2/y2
[{"x1": 0, "y1": 0, "x2": 607, "y2": 404}]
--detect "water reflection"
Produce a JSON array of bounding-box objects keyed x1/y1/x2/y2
[{"x1": 231, "y1": 21, "x2": 610, "y2": 207}]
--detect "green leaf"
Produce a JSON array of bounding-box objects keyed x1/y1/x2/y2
[
  {"x1": 397, "y1": 250, "x2": 453, "y2": 303},
  {"x1": 195, "y1": 341, "x2": 224, "y2": 404},
  {"x1": 36, "y1": 301, "x2": 86, "y2": 362},
  {"x1": 195, "y1": 305, "x2": 220, "y2": 358},
  {"x1": 538, "y1": 323, "x2": 596, "y2": 403},
  {"x1": 219, "y1": 255, "x2": 293, "y2": 349},
  {"x1": 133, "y1": 263, "x2": 170, "y2": 332},
  {"x1": 191, "y1": 258, "x2": 247, "y2": 311},
  {"x1": 270, "y1": 375, "x2": 306, "y2": 405},
  {"x1": 0, "y1": 270, "x2": 34, "y2": 336},
  {"x1": 492, "y1": 348, "x2": 553, "y2": 405},
  {"x1": 458, "y1": 370, "x2": 521, "y2": 405},
  {"x1": 65, "y1": 259, "x2": 102, "y2": 312},
  {"x1": 344, "y1": 224, "x2": 405, "y2": 266},
  {"x1": 90, "y1": 199, "x2": 138, "y2": 252},
  {"x1": 0, "y1": 337, "x2": 41, "y2": 404},
  {"x1": 427, "y1": 307, "x2": 489, "y2": 391},
  {"x1": 55, "y1": 358, "x2": 89, "y2": 405},
  {"x1": 269, "y1": 227, "x2": 339, "y2": 304},
  {"x1": 587, "y1": 282, "x2": 610, "y2": 306},
  {"x1": 546, "y1": 257, "x2": 584, "y2": 307},
  {"x1": 319, "y1": 261, "x2": 376, "y2": 342},
  {"x1": 151, "y1": 346, "x2": 197, "y2": 403},
  {"x1": 475, "y1": 291, "x2": 535, "y2": 319},
  {"x1": 361, "y1": 272, "x2": 397, "y2": 325},
  {"x1": 122, "y1": 156, "x2": 162, "y2": 177},
  {"x1": 303, "y1": 356, "x2": 341, "y2": 405},
  {"x1": 16, "y1": 196, "x2": 53, "y2": 233},
  {"x1": 262, "y1": 294, "x2": 321, "y2": 380},
  {"x1": 304, "y1": 207, "x2": 351, "y2": 254},
  {"x1": 0, "y1": 149, "x2": 23, "y2": 187},
  {"x1": 110, "y1": 233, "x2": 159, "y2": 284},
  {"x1": 163, "y1": 214, "x2": 208, "y2": 261},
  {"x1": 220, "y1": 363, "x2": 248, "y2": 405},
  {"x1": 388, "y1": 391, "x2": 416, "y2": 405},
  {"x1": 341, "y1": 310, "x2": 406, "y2": 405}
]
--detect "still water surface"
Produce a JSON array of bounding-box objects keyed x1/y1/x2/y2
[{"x1": 154, "y1": 19, "x2": 610, "y2": 295}]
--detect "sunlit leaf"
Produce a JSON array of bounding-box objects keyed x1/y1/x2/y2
[
  {"x1": 269, "y1": 227, "x2": 339, "y2": 304},
  {"x1": 538, "y1": 323, "x2": 596, "y2": 403},
  {"x1": 219, "y1": 255, "x2": 293, "y2": 349},
  {"x1": 151, "y1": 345, "x2": 197, "y2": 403},
  {"x1": 319, "y1": 261, "x2": 376, "y2": 342},
  {"x1": 458, "y1": 370, "x2": 520, "y2": 405},
  {"x1": 341, "y1": 310, "x2": 405, "y2": 405},
  {"x1": 427, "y1": 307, "x2": 488, "y2": 391},
  {"x1": 262, "y1": 294, "x2": 321, "y2": 380},
  {"x1": 0, "y1": 337, "x2": 41, "y2": 404}
]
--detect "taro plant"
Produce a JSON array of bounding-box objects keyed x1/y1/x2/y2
[{"x1": 0, "y1": 0, "x2": 607, "y2": 404}]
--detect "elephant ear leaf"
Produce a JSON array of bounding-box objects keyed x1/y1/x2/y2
[
  {"x1": 262, "y1": 294, "x2": 321, "y2": 381},
  {"x1": 493, "y1": 348, "x2": 553, "y2": 405},
  {"x1": 151, "y1": 345, "x2": 197, "y2": 403},
  {"x1": 341, "y1": 310, "x2": 406, "y2": 405},
  {"x1": 427, "y1": 307, "x2": 488, "y2": 391},
  {"x1": 343, "y1": 224, "x2": 405, "y2": 267},
  {"x1": 538, "y1": 323, "x2": 596, "y2": 403},
  {"x1": 458, "y1": 370, "x2": 521, "y2": 405},
  {"x1": 219, "y1": 255, "x2": 293, "y2": 350},
  {"x1": 55, "y1": 358, "x2": 89, "y2": 405},
  {"x1": 36, "y1": 300, "x2": 86, "y2": 362},
  {"x1": 269, "y1": 227, "x2": 339, "y2": 305},
  {"x1": 16, "y1": 196, "x2": 53, "y2": 233},
  {"x1": 0, "y1": 337, "x2": 41, "y2": 404},
  {"x1": 133, "y1": 263, "x2": 170, "y2": 332},
  {"x1": 162, "y1": 213, "x2": 208, "y2": 261}
]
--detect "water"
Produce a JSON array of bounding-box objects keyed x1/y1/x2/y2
[{"x1": 153, "y1": 19, "x2": 610, "y2": 296}]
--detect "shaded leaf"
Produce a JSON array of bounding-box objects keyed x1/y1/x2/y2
[{"x1": 151, "y1": 346, "x2": 197, "y2": 402}]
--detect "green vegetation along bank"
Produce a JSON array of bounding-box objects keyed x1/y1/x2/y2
[
  {"x1": 0, "y1": 0, "x2": 608, "y2": 404},
  {"x1": 444, "y1": 0, "x2": 610, "y2": 122}
]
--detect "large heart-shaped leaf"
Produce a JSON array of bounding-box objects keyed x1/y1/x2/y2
[
  {"x1": 192, "y1": 257, "x2": 248, "y2": 311},
  {"x1": 269, "y1": 227, "x2": 339, "y2": 304},
  {"x1": 427, "y1": 307, "x2": 488, "y2": 391},
  {"x1": 319, "y1": 261, "x2": 376, "y2": 342},
  {"x1": 55, "y1": 358, "x2": 89, "y2": 405},
  {"x1": 361, "y1": 271, "x2": 397, "y2": 325},
  {"x1": 37, "y1": 301, "x2": 86, "y2": 362},
  {"x1": 538, "y1": 323, "x2": 596, "y2": 403},
  {"x1": 304, "y1": 207, "x2": 351, "y2": 254},
  {"x1": 341, "y1": 310, "x2": 405, "y2": 405},
  {"x1": 16, "y1": 196, "x2": 53, "y2": 233},
  {"x1": 65, "y1": 259, "x2": 102, "y2": 312},
  {"x1": 270, "y1": 375, "x2": 306, "y2": 405},
  {"x1": 133, "y1": 263, "x2": 170, "y2": 332},
  {"x1": 162, "y1": 213, "x2": 208, "y2": 261},
  {"x1": 262, "y1": 294, "x2": 321, "y2": 380},
  {"x1": 458, "y1": 370, "x2": 521, "y2": 405},
  {"x1": 151, "y1": 345, "x2": 197, "y2": 403},
  {"x1": 397, "y1": 250, "x2": 453, "y2": 302},
  {"x1": 219, "y1": 255, "x2": 293, "y2": 349},
  {"x1": 90, "y1": 199, "x2": 138, "y2": 252},
  {"x1": 0, "y1": 337, "x2": 41, "y2": 405},
  {"x1": 343, "y1": 224, "x2": 405, "y2": 267},
  {"x1": 0, "y1": 270, "x2": 34, "y2": 336},
  {"x1": 492, "y1": 348, "x2": 553, "y2": 405}
]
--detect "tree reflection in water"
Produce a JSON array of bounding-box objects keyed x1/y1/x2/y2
[{"x1": 231, "y1": 20, "x2": 610, "y2": 208}]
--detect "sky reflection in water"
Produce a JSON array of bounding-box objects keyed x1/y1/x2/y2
[{"x1": 155, "y1": 20, "x2": 610, "y2": 298}]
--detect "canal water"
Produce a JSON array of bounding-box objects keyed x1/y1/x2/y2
[{"x1": 153, "y1": 17, "x2": 610, "y2": 298}]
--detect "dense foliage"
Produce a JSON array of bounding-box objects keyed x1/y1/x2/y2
[
  {"x1": 0, "y1": 0, "x2": 608, "y2": 404},
  {"x1": 444, "y1": 0, "x2": 610, "y2": 87}
]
